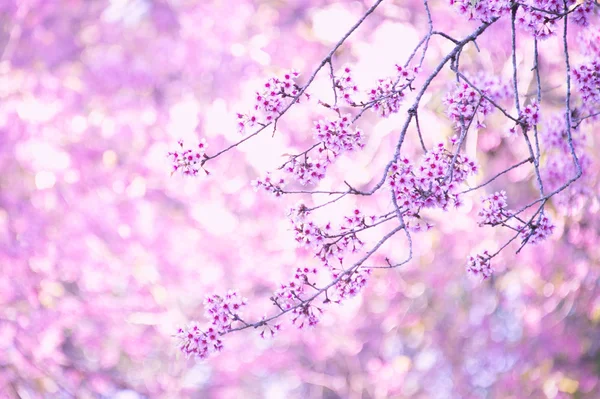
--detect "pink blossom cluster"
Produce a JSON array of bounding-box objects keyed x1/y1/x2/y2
[
  {"x1": 280, "y1": 114, "x2": 365, "y2": 186},
  {"x1": 444, "y1": 82, "x2": 494, "y2": 130},
  {"x1": 236, "y1": 70, "x2": 304, "y2": 134},
  {"x1": 291, "y1": 303, "x2": 323, "y2": 329},
  {"x1": 334, "y1": 66, "x2": 359, "y2": 105},
  {"x1": 272, "y1": 266, "x2": 323, "y2": 329},
  {"x1": 176, "y1": 290, "x2": 248, "y2": 359},
  {"x1": 387, "y1": 142, "x2": 479, "y2": 215},
  {"x1": 516, "y1": 0, "x2": 562, "y2": 40},
  {"x1": 478, "y1": 191, "x2": 510, "y2": 226},
  {"x1": 520, "y1": 213, "x2": 555, "y2": 245},
  {"x1": 251, "y1": 171, "x2": 286, "y2": 197},
  {"x1": 573, "y1": 59, "x2": 600, "y2": 105},
  {"x1": 331, "y1": 269, "x2": 372, "y2": 301},
  {"x1": 253, "y1": 114, "x2": 366, "y2": 192},
  {"x1": 515, "y1": 0, "x2": 590, "y2": 39},
  {"x1": 466, "y1": 250, "x2": 493, "y2": 280},
  {"x1": 288, "y1": 205, "x2": 367, "y2": 269},
  {"x1": 168, "y1": 139, "x2": 208, "y2": 176},
  {"x1": 271, "y1": 207, "x2": 377, "y2": 327},
  {"x1": 368, "y1": 65, "x2": 418, "y2": 118},
  {"x1": 448, "y1": 0, "x2": 591, "y2": 36},
  {"x1": 283, "y1": 156, "x2": 329, "y2": 186},
  {"x1": 313, "y1": 114, "x2": 365, "y2": 156},
  {"x1": 448, "y1": 0, "x2": 510, "y2": 22},
  {"x1": 477, "y1": 188, "x2": 555, "y2": 250},
  {"x1": 509, "y1": 100, "x2": 540, "y2": 134},
  {"x1": 204, "y1": 291, "x2": 248, "y2": 330},
  {"x1": 520, "y1": 100, "x2": 540, "y2": 129},
  {"x1": 273, "y1": 266, "x2": 318, "y2": 311}
]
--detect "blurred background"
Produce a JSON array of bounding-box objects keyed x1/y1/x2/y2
[{"x1": 0, "y1": 0, "x2": 599, "y2": 398}]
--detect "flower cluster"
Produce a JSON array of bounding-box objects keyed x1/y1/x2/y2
[
  {"x1": 516, "y1": 1, "x2": 561, "y2": 40},
  {"x1": 283, "y1": 157, "x2": 329, "y2": 186},
  {"x1": 573, "y1": 60, "x2": 600, "y2": 105},
  {"x1": 168, "y1": 139, "x2": 208, "y2": 176},
  {"x1": 288, "y1": 205, "x2": 367, "y2": 269},
  {"x1": 570, "y1": 0, "x2": 595, "y2": 27},
  {"x1": 452, "y1": 0, "x2": 589, "y2": 39},
  {"x1": 204, "y1": 291, "x2": 248, "y2": 331},
  {"x1": 368, "y1": 65, "x2": 417, "y2": 118},
  {"x1": 273, "y1": 266, "x2": 318, "y2": 311},
  {"x1": 444, "y1": 82, "x2": 494, "y2": 130},
  {"x1": 448, "y1": 0, "x2": 510, "y2": 23},
  {"x1": 515, "y1": 0, "x2": 590, "y2": 39},
  {"x1": 274, "y1": 208, "x2": 376, "y2": 327},
  {"x1": 387, "y1": 142, "x2": 479, "y2": 215},
  {"x1": 273, "y1": 265, "x2": 323, "y2": 329},
  {"x1": 176, "y1": 322, "x2": 223, "y2": 359},
  {"x1": 334, "y1": 66, "x2": 359, "y2": 105},
  {"x1": 254, "y1": 113, "x2": 366, "y2": 192},
  {"x1": 176, "y1": 290, "x2": 248, "y2": 359},
  {"x1": 291, "y1": 303, "x2": 323, "y2": 329},
  {"x1": 331, "y1": 269, "x2": 372, "y2": 302},
  {"x1": 478, "y1": 191, "x2": 510, "y2": 226},
  {"x1": 236, "y1": 70, "x2": 305, "y2": 134},
  {"x1": 313, "y1": 114, "x2": 365, "y2": 156},
  {"x1": 509, "y1": 100, "x2": 540, "y2": 134},
  {"x1": 520, "y1": 213, "x2": 555, "y2": 245},
  {"x1": 466, "y1": 251, "x2": 493, "y2": 280},
  {"x1": 251, "y1": 171, "x2": 286, "y2": 197},
  {"x1": 520, "y1": 100, "x2": 540, "y2": 129}
]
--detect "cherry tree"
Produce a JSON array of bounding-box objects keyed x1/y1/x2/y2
[{"x1": 1, "y1": 0, "x2": 599, "y2": 397}]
